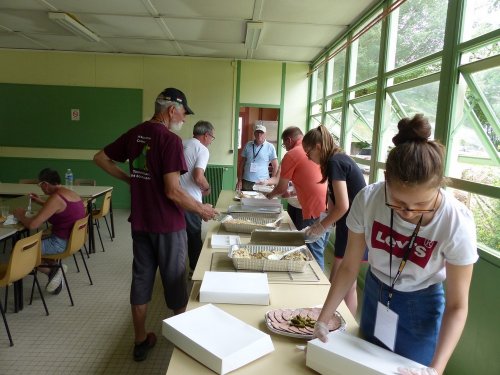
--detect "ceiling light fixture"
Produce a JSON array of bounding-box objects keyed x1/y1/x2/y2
[
  {"x1": 48, "y1": 12, "x2": 101, "y2": 42},
  {"x1": 244, "y1": 22, "x2": 263, "y2": 50}
]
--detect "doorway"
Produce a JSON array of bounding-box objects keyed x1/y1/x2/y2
[{"x1": 237, "y1": 107, "x2": 280, "y2": 178}]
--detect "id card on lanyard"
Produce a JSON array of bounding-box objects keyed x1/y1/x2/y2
[
  {"x1": 374, "y1": 211, "x2": 423, "y2": 351},
  {"x1": 250, "y1": 143, "x2": 264, "y2": 173}
]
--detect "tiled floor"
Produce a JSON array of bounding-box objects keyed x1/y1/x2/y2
[
  {"x1": 0, "y1": 209, "x2": 178, "y2": 374},
  {"x1": 0, "y1": 209, "x2": 339, "y2": 374}
]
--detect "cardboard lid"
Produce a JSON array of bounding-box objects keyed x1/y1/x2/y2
[{"x1": 250, "y1": 230, "x2": 305, "y2": 246}]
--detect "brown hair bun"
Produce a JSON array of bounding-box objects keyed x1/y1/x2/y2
[{"x1": 392, "y1": 113, "x2": 431, "y2": 146}]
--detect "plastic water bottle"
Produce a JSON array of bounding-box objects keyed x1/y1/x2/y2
[{"x1": 65, "y1": 169, "x2": 74, "y2": 187}]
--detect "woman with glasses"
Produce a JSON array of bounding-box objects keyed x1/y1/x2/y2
[
  {"x1": 13, "y1": 168, "x2": 86, "y2": 295},
  {"x1": 313, "y1": 114, "x2": 478, "y2": 375},
  {"x1": 302, "y1": 125, "x2": 367, "y2": 316}
]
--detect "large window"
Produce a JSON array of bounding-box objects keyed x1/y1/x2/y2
[
  {"x1": 308, "y1": 0, "x2": 500, "y2": 253},
  {"x1": 393, "y1": 0, "x2": 448, "y2": 67},
  {"x1": 353, "y1": 18, "x2": 381, "y2": 84},
  {"x1": 462, "y1": 0, "x2": 500, "y2": 42}
]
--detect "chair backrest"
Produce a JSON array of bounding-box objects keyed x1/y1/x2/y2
[
  {"x1": 66, "y1": 216, "x2": 89, "y2": 256},
  {"x1": 0, "y1": 231, "x2": 42, "y2": 286},
  {"x1": 75, "y1": 179, "x2": 96, "y2": 186},
  {"x1": 19, "y1": 179, "x2": 38, "y2": 184},
  {"x1": 94, "y1": 191, "x2": 112, "y2": 218}
]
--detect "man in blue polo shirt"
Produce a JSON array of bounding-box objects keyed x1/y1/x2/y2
[{"x1": 236, "y1": 123, "x2": 278, "y2": 191}]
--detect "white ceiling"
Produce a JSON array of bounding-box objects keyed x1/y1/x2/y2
[{"x1": 0, "y1": 0, "x2": 378, "y2": 63}]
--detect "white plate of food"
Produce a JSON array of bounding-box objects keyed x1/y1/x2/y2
[{"x1": 264, "y1": 307, "x2": 346, "y2": 339}]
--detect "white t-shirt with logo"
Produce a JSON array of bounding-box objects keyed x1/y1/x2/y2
[
  {"x1": 180, "y1": 138, "x2": 209, "y2": 203},
  {"x1": 347, "y1": 181, "x2": 478, "y2": 292}
]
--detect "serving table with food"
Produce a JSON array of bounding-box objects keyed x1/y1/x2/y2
[{"x1": 165, "y1": 190, "x2": 359, "y2": 374}]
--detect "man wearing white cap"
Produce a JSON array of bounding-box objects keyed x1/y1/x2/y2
[{"x1": 236, "y1": 123, "x2": 278, "y2": 191}]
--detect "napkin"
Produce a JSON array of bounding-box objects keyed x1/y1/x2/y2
[{"x1": 4, "y1": 215, "x2": 18, "y2": 225}]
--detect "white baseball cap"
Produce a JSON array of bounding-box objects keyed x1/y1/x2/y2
[{"x1": 255, "y1": 124, "x2": 266, "y2": 132}]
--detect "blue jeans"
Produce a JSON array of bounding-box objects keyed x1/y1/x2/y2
[
  {"x1": 42, "y1": 235, "x2": 67, "y2": 255},
  {"x1": 302, "y1": 218, "x2": 330, "y2": 270},
  {"x1": 360, "y1": 269, "x2": 445, "y2": 365}
]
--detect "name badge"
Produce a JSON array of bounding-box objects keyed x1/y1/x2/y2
[
  {"x1": 250, "y1": 162, "x2": 257, "y2": 173},
  {"x1": 374, "y1": 301, "x2": 398, "y2": 351}
]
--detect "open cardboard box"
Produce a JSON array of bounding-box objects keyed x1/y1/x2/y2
[
  {"x1": 163, "y1": 304, "x2": 274, "y2": 374},
  {"x1": 211, "y1": 234, "x2": 241, "y2": 249},
  {"x1": 306, "y1": 330, "x2": 424, "y2": 375},
  {"x1": 199, "y1": 271, "x2": 270, "y2": 305}
]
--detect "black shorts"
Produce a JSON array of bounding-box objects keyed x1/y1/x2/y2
[{"x1": 131, "y1": 230, "x2": 188, "y2": 310}]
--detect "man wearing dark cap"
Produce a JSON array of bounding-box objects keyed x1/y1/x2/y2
[{"x1": 94, "y1": 87, "x2": 217, "y2": 362}]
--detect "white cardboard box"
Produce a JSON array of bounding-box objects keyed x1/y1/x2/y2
[
  {"x1": 199, "y1": 272, "x2": 270, "y2": 305},
  {"x1": 162, "y1": 304, "x2": 274, "y2": 374},
  {"x1": 306, "y1": 330, "x2": 424, "y2": 375}
]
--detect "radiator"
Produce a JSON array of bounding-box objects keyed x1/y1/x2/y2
[{"x1": 203, "y1": 166, "x2": 225, "y2": 206}]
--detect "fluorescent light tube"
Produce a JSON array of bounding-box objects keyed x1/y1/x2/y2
[
  {"x1": 48, "y1": 12, "x2": 101, "y2": 42},
  {"x1": 245, "y1": 22, "x2": 263, "y2": 50}
]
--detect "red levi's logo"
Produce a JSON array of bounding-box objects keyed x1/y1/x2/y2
[{"x1": 371, "y1": 221, "x2": 438, "y2": 269}]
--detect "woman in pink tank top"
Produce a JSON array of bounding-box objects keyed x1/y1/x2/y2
[{"x1": 14, "y1": 168, "x2": 86, "y2": 294}]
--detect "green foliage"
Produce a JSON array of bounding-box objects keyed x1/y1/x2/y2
[
  {"x1": 354, "y1": 141, "x2": 370, "y2": 149},
  {"x1": 461, "y1": 167, "x2": 500, "y2": 252}
]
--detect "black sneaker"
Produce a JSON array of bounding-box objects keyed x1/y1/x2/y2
[{"x1": 133, "y1": 332, "x2": 157, "y2": 362}]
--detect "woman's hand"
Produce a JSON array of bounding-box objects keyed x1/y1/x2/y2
[
  {"x1": 312, "y1": 321, "x2": 329, "y2": 343},
  {"x1": 29, "y1": 193, "x2": 44, "y2": 205},
  {"x1": 305, "y1": 220, "x2": 326, "y2": 237},
  {"x1": 397, "y1": 367, "x2": 438, "y2": 375}
]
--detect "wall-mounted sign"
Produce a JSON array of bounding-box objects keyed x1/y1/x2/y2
[{"x1": 71, "y1": 108, "x2": 80, "y2": 121}]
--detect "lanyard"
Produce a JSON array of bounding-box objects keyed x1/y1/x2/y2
[
  {"x1": 252, "y1": 143, "x2": 264, "y2": 161},
  {"x1": 387, "y1": 210, "x2": 423, "y2": 308}
]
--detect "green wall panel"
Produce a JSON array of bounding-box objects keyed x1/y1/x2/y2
[
  {"x1": 0, "y1": 157, "x2": 130, "y2": 209},
  {"x1": 221, "y1": 165, "x2": 234, "y2": 191},
  {"x1": 0, "y1": 83, "x2": 142, "y2": 149},
  {"x1": 446, "y1": 251, "x2": 500, "y2": 375}
]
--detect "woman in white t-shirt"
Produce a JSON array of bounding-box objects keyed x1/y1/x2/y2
[{"x1": 313, "y1": 114, "x2": 478, "y2": 375}]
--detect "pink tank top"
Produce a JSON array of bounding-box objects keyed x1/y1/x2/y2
[{"x1": 48, "y1": 193, "x2": 86, "y2": 240}]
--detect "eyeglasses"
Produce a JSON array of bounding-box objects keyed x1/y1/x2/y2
[
  {"x1": 384, "y1": 183, "x2": 440, "y2": 213},
  {"x1": 37, "y1": 181, "x2": 46, "y2": 187},
  {"x1": 207, "y1": 133, "x2": 215, "y2": 140},
  {"x1": 281, "y1": 137, "x2": 291, "y2": 149}
]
